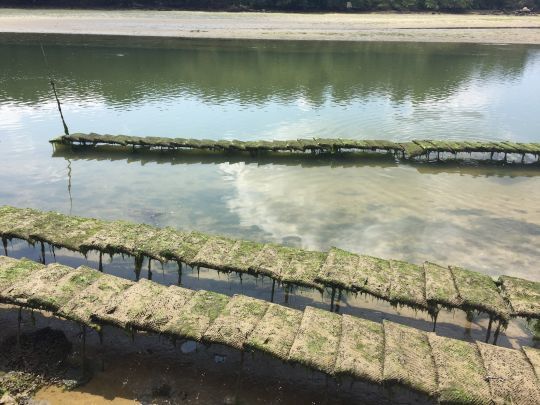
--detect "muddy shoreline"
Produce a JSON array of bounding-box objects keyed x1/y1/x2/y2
[
  {"x1": 1, "y1": 9, "x2": 540, "y2": 44},
  {"x1": 0, "y1": 305, "x2": 384, "y2": 404}
]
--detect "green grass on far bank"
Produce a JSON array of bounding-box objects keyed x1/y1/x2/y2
[{"x1": 0, "y1": 1, "x2": 538, "y2": 13}]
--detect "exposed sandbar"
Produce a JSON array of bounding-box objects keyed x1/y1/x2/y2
[{"x1": 1, "y1": 9, "x2": 540, "y2": 44}]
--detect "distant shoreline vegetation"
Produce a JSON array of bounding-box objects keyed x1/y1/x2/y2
[{"x1": 0, "y1": 1, "x2": 538, "y2": 12}]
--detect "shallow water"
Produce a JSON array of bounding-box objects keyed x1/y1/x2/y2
[{"x1": 0, "y1": 34, "x2": 540, "y2": 403}]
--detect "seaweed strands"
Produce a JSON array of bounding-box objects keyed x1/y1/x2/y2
[
  {"x1": 50, "y1": 134, "x2": 540, "y2": 164},
  {"x1": 424, "y1": 262, "x2": 511, "y2": 341},
  {"x1": 403, "y1": 140, "x2": 540, "y2": 163},
  {"x1": 1, "y1": 256, "x2": 539, "y2": 405},
  {"x1": 0, "y1": 206, "x2": 538, "y2": 342}
]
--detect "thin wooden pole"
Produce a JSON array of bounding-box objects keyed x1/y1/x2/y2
[
  {"x1": 40, "y1": 241, "x2": 46, "y2": 264},
  {"x1": 492, "y1": 321, "x2": 502, "y2": 345},
  {"x1": 335, "y1": 289, "x2": 343, "y2": 313},
  {"x1": 177, "y1": 262, "x2": 183, "y2": 285},
  {"x1": 432, "y1": 311, "x2": 439, "y2": 332},
  {"x1": 270, "y1": 279, "x2": 276, "y2": 303},
  {"x1": 98, "y1": 251, "x2": 103, "y2": 272},
  {"x1": 485, "y1": 316, "x2": 493, "y2": 343},
  {"x1": 40, "y1": 44, "x2": 70, "y2": 136},
  {"x1": 134, "y1": 255, "x2": 143, "y2": 281}
]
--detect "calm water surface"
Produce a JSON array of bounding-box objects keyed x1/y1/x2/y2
[{"x1": 0, "y1": 34, "x2": 540, "y2": 402}]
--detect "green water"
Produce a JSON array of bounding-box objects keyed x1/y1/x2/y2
[{"x1": 1, "y1": 35, "x2": 539, "y2": 349}]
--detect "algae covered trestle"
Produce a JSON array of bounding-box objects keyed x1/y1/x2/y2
[
  {"x1": 1, "y1": 206, "x2": 539, "y2": 342},
  {"x1": 1, "y1": 254, "x2": 540, "y2": 404},
  {"x1": 51, "y1": 134, "x2": 540, "y2": 164}
]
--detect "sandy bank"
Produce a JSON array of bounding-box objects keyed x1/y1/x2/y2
[{"x1": 1, "y1": 9, "x2": 540, "y2": 44}]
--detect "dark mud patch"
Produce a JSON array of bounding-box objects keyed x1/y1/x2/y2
[{"x1": 0, "y1": 327, "x2": 74, "y2": 404}]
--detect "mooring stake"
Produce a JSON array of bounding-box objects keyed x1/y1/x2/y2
[
  {"x1": 335, "y1": 289, "x2": 343, "y2": 313},
  {"x1": 40, "y1": 44, "x2": 70, "y2": 136},
  {"x1": 2, "y1": 237, "x2": 7, "y2": 256},
  {"x1": 147, "y1": 258, "x2": 152, "y2": 281},
  {"x1": 492, "y1": 321, "x2": 502, "y2": 345},
  {"x1": 270, "y1": 280, "x2": 276, "y2": 302},
  {"x1": 432, "y1": 311, "x2": 439, "y2": 332},
  {"x1": 177, "y1": 262, "x2": 183, "y2": 285},
  {"x1": 40, "y1": 241, "x2": 46, "y2": 264},
  {"x1": 134, "y1": 255, "x2": 143, "y2": 281},
  {"x1": 485, "y1": 316, "x2": 493, "y2": 343},
  {"x1": 330, "y1": 287, "x2": 336, "y2": 312},
  {"x1": 98, "y1": 251, "x2": 103, "y2": 272},
  {"x1": 270, "y1": 279, "x2": 276, "y2": 303}
]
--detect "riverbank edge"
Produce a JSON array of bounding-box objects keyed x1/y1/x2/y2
[{"x1": 1, "y1": 9, "x2": 540, "y2": 44}]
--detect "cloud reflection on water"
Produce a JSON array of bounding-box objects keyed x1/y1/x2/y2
[{"x1": 221, "y1": 162, "x2": 540, "y2": 280}]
